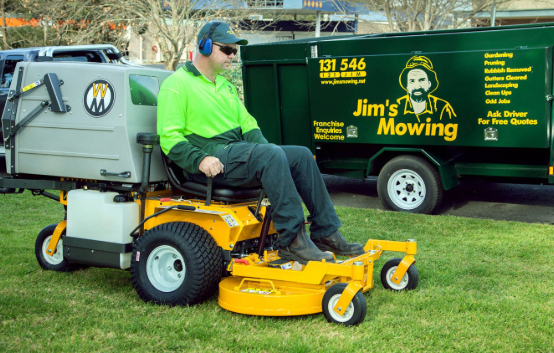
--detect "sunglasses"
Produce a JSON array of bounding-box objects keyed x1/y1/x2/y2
[{"x1": 213, "y1": 43, "x2": 238, "y2": 56}]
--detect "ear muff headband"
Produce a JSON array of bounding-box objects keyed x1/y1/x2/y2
[{"x1": 199, "y1": 22, "x2": 220, "y2": 56}]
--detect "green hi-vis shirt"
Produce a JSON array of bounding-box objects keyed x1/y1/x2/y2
[{"x1": 157, "y1": 62, "x2": 267, "y2": 174}]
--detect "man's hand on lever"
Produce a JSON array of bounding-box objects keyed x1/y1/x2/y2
[{"x1": 199, "y1": 156, "x2": 224, "y2": 178}]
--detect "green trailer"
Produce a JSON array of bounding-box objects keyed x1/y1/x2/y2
[{"x1": 240, "y1": 23, "x2": 554, "y2": 214}]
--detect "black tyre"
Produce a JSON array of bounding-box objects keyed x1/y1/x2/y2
[
  {"x1": 380, "y1": 258, "x2": 419, "y2": 291},
  {"x1": 131, "y1": 222, "x2": 222, "y2": 306},
  {"x1": 322, "y1": 283, "x2": 367, "y2": 326},
  {"x1": 377, "y1": 155, "x2": 443, "y2": 214},
  {"x1": 35, "y1": 224, "x2": 75, "y2": 272}
]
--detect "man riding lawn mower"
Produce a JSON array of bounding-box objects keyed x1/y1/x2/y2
[
  {"x1": 157, "y1": 21, "x2": 366, "y2": 266},
  {"x1": 0, "y1": 23, "x2": 419, "y2": 326}
]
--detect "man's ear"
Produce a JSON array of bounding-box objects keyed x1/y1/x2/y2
[{"x1": 427, "y1": 81, "x2": 432, "y2": 90}]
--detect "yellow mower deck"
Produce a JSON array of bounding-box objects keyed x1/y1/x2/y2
[{"x1": 219, "y1": 239, "x2": 416, "y2": 317}]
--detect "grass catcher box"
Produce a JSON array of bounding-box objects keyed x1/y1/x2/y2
[{"x1": 2, "y1": 61, "x2": 171, "y2": 183}]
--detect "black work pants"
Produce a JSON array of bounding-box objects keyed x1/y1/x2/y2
[{"x1": 208, "y1": 142, "x2": 341, "y2": 247}]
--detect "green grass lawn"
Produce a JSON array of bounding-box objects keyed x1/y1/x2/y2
[{"x1": 0, "y1": 191, "x2": 553, "y2": 352}]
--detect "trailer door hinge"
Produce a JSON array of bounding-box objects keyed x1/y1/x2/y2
[{"x1": 546, "y1": 94, "x2": 553, "y2": 102}]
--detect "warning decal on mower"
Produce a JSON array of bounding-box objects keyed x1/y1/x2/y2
[
  {"x1": 240, "y1": 288, "x2": 275, "y2": 295},
  {"x1": 194, "y1": 209, "x2": 225, "y2": 215},
  {"x1": 22, "y1": 80, "x2": 41, "y2": 92},
  {"x1": 83, "y1": 79, "x2": 115, "y2": 117},
  {"x1": 222, "y1": 214, "x2": 239, "y2": 227}
]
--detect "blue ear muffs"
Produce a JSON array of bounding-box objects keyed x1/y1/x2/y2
[{"x1": 199, "y1": 22, "x2": 220, "y2": 56}]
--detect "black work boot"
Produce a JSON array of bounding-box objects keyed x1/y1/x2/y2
[
  {"x1": 312, "y1": 231, "x2": 365, "y2": 256},
  {"x1": 279, "y1": 226, "x2": 335, "y2": 265}
]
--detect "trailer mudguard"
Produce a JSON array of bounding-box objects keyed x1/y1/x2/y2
[{"x1": 367, "y1": 147, "x2": 459, "y2": 190}]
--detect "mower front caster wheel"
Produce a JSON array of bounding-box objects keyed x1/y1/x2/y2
[
  {"x1": 322, "y1": 283, "x2": 367, "y2": 326},
  {"x1": 35, "y1": 224, "x2": 75, "y2": 272},
  {"x1": 381, "y1": 258, "x2": 419, "y2": 291}
]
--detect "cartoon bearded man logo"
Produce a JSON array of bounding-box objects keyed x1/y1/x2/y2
[{"x1": 397, "y1": 55, "x2": 456, "y2": 122}]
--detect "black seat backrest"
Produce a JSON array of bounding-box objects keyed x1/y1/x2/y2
[
  {"x1": 161, "y1": 151, "x2": 262, "y2": 204},
  {"x1": 162, "y1": 152, "x2": 187, "y2": 187}
]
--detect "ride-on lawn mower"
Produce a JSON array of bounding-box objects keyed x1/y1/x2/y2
[{"x1": 0, "y1": 61, "x2": 419, "y2": 326}]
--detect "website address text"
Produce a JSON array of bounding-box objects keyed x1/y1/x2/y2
[{"x1": 321, "y1": 78, "x2": 366, "y2": 85}]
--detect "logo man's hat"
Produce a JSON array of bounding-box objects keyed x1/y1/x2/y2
[
  {"x1": 399, "y1": 55, "x2": 439, "y2": 94},
  {"x1": 197, "y1": 21, "x2": 248, "y2": 45}
]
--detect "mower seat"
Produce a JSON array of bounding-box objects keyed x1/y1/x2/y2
[{"x1": 161, "y1": 152, "x2": 262, "y2": 204}]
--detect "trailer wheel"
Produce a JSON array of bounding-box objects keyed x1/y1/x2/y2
[
  {"x1": 322, "y1": 283, "x2": 367, "y2": 326},
  {"x1": 378, "y1": 155, "x2": 443, "y2": 214},
  {"x1": 35, "y1": 224, "x2": 75, "y2": 272},
  {"x1": 380, "y1": 258, "x2": 419, "y2": 291},
  {"x1": 131, "y1": 222, "x2": 222, "y2": 306}
]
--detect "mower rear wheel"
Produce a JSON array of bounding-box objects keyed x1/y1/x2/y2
[
  {"x1": 35, "y1": 224, "x2": 75, "y2": 272},
  {"x1": 131, "y1": 222, "x2": 222, "y2": 306},
  {"x1": 322, "y1": 283, "x2": 367, "y2": 326},
  {"x1": 380, "y1": 258, "x2": 419, "y2": 291}
]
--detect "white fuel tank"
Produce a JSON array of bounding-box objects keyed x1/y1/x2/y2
[{"x1": 66, "y1": 189, "x2": 139, "y2": 269}]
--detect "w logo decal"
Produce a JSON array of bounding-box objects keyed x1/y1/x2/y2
[
  {"x1": 93, "y1": 83, "x2": 109, "y2": 98},
  {"x1": 84, "y1": 79, "x2": 115, "y2": 117}
]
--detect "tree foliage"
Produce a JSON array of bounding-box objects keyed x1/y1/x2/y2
[
  {"x1": 342, "y1": 0, "x2": 508, "y2": 32},
  {"x1": 0, "y1": 0, "x2": 499, "y2": 67},
  {"x1": 36, "y1": 0, "x2": 128, "y2": 48},
  {"x1": 0, "y1": 0, "x2": 279, "y2": 69},
  {"x1": 115, "y1": 0, "x2": 277, "y2": 70},
  {"x1": 1, "y1": 0, "x2": 128, "y2": 50}
]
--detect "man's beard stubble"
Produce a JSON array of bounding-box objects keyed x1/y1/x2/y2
[{"x1": 409, "y1": 88, "x2": 429, "y2": 103}]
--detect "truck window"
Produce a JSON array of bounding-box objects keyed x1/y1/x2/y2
[
  {"x1": 129, "y1": 75, "x2": 159, "y2": 106},
  {"x1": 52, "y1": 51, "x2": 104, "y2": 63},
  {"x1": 1, "y1": 55, "x2": 24, "y2": 88}
]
